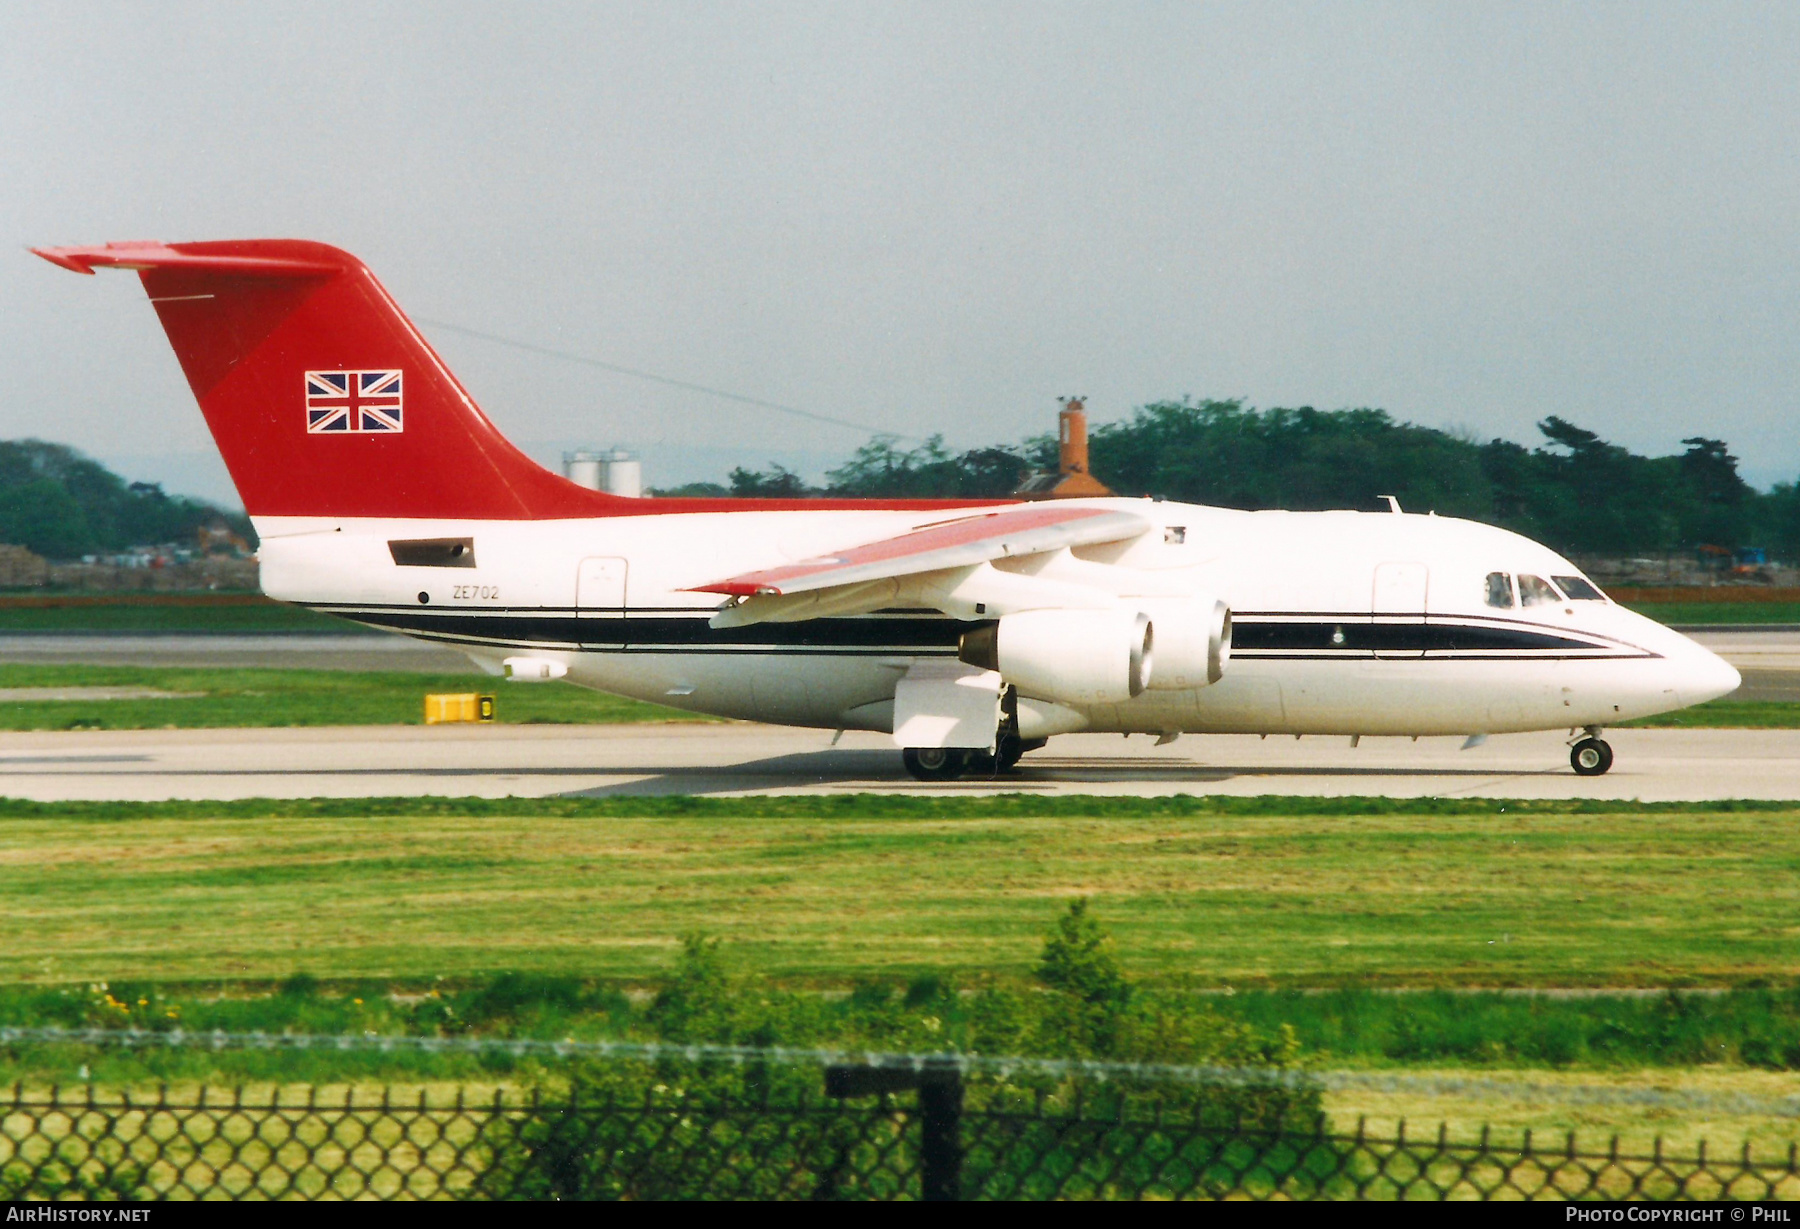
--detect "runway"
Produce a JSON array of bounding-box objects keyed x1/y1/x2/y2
[
  {"x1": 1682, "y1": 629, "x2": 1800, "y2": 702},
  {"x1": 2, "y1": 626, "x2": 1797, "y2": 802},
  {"x1": 3, "y1": 723, "x2": 1799, "y2": 802},
  {"x1": 0, "y1": 633, "x2": 474, "y2": 673}
]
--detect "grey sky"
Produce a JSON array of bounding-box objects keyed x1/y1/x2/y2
[{"x1": 5, "y1": 2, "x2": 1797, "y2": 507}]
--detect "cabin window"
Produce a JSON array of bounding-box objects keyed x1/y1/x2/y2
[
  {"x1": 1518, "y1": 574, "x2": 1562, "y2": 607},
  {"x1": 1553, "y1": 575, "x2": 1607, "y2": 601},
  {"x1": 1484, "y1": 572, "x2": 1514, "y2": 608}
]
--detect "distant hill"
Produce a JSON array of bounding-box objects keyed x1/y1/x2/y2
[{"x1": 0, "y1": 440, "x2": 252, "y2": 561}]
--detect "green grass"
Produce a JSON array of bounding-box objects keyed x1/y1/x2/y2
[
  {"x1": 5, "y1": 797, "x2": 1800, "y2": 1148},
  {"x1": 8, "y1": 981, "x2": 1800, "y2": 1076},
  {"x1": 3, "y1": 799, "x2": 1799, "y2": 988},
  {"x1": 0, "y1": 600, "x2": 367, "y2": 634},
  {"x1": 0, "y1": 664, "x2": 705, "y2": 729},
  {"x1": 1623, "y1": 700, "x2": 1800, "y2": 728},
  {"x1": 1624, "y1": 602, "x2": 1800, "y2": 625},
  {"x1": 1216, "y1": 988, "x2": 1800, "y2": 1068}
]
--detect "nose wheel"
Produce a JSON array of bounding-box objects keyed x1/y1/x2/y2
[{"x1": 1570, "y1": 736, "x2": 1613, "y2": 776}]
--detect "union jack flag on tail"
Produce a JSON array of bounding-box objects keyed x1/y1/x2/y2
[{"x1": 305, "y1": 370, "x2": 404, "y2": 433}]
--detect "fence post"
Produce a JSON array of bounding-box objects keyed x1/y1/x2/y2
[
  {"x1": 917, "y1": 1069, "x2": 963, "y2": 1202},
  {"x1": 825, "y1": 1063, "x2": 966, "y2": 1201}
]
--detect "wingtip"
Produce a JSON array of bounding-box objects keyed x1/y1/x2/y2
[{"x1": 30, "y1": 246, "x2": 97, "y2": 274}]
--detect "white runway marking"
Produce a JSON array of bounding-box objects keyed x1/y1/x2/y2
[{"x1": 1, "y1": 724, "x2": 1797, "y2": 802}]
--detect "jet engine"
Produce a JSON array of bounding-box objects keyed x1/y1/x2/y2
[
  {"x1": 958, "y1": 609, "x2": 1153, "y2": 705},
  {"x1": 1141, "y1": 598, "x2": 1231, "y2": 689}
]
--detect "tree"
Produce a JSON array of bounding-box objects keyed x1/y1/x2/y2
[
  {"x1": 1037, "y1": 898, "x2": 1131, "y2": 1012},
  {"x1": 0, "y1": 478, "x2": 92, "y2": 559},
  {"x1": 0, "y1": 439, "x2": 249, "y2": 559},
  {"x1": 827, "y1": 434, "x2": 1036, "y2": 499},
  {"x1": 727, "y1": 464, "x2": 813, "y2": 498},
  {"x1": 1679, "y1": 437, "x2": 1754, "y2": 547},
  {"x1": 650, "y1": 403, "x2": 1800, "y2": 561}
]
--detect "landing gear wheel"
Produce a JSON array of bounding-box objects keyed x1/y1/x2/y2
[
  {"x1": 1570, "y1": 737, "x2": 1613, "y2": 776},
  {"x1": 903, "y1": 747, "x2": 970, "y2": 782}
]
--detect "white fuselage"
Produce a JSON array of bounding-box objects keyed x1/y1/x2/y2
[{"x1": 256, "y1": 499, "x2": 1741, "y2": 738}]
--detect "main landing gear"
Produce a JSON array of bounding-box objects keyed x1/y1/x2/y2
[
  {"x1": 902, "y1": 685, "x2": 1045, "y2": 782},
  {"x1": 1570, "y1": 728, "x2": 1614, "y2": 776},
  {"x1": 901, "y1": 734, "x2": 1043, "y2": 782},
  {"x1": 902, "y1": 747, "x2": 968, "y2": 781}
]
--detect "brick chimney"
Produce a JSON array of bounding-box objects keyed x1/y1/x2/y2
[{"x1": 1049, "y1": 397, "x2": 1112, "y2": 497}]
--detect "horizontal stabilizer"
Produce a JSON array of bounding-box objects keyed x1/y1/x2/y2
[{"x1": 32, "y1": 242, "x2": 341, "y2": 278}]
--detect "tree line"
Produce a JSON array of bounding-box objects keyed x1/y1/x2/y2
[
  {"x1": 0, "y1": 440, "x2": 250, "y2": 559},
  {"x1": 662, "y1": 400, "x2": 1800, "y2": 561},
  {"x1": 8, "y1": 401, "x2": 1798, "y2": 562}
]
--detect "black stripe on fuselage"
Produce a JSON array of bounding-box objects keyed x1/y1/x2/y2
[
  {"x1": 1233, "y1": 621, "x2": 1618, "y2": 654},
  {"x1": 301, "y1": 604, "x2": 1656, "y2": 660}
]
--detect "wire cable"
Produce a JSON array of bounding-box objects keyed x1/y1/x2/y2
[{"x1": 414, "y1": 317, "x2": 913, "y2": 441}]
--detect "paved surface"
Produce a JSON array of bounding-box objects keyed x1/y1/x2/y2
[
  {"x1": 1, "y1": 627, "x2": 1796, "y2": 803},
  {"x1": 3, "y1": 723, "x2": 1799, "y2": 802},
  {"x1": 0, "y1": 634, "x2": 475, "y2": 673},
  {"x1": 1687, "y1": 630, "x2": 1800, "y2": 702}
]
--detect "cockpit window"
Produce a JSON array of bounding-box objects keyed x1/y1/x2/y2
[
  {"x1": 1484, "y1": 572, "x2": 1514, "y2": 609},
  {"x1": 1553, "y1": 575, "x2": 1607, "y2": 601},
  {"x1": 1518, "y1": 574, "x2": 1562, "y2": 607}
]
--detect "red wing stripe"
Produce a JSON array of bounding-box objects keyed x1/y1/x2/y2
[{"x1": 691, "y1": 505, "x2": 1151, "y2": 596}]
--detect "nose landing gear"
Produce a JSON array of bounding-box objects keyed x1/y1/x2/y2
[{"x1": 1570, "y1": 728, "x2": 1614, "y2": 776}]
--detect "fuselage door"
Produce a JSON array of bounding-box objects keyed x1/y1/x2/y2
[
  {"x1": 1371, "y1": 562, "x2": 1428, "y2": 659},
  {"x1": 577, "y1": 556, "x2": 628, "y2": 619}
]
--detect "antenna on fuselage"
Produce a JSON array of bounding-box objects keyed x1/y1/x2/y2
[{"x1": 1379, "y1": 495, "x2": 1403, "y2": 514}]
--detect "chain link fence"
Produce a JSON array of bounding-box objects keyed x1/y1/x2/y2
[{"x1": 3, "y1": 1067, "x2": 1798, "y2": 1200}]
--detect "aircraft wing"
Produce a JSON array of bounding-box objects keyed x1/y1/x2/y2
[{"x1": 692, "y1": 503, "x2": 1150, "y2": 598}]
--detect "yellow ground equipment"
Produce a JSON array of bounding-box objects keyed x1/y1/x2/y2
[{"x1": 424, "y1": 693, "x2": 495, "y2": 724}]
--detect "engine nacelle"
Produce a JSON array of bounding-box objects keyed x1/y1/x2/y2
[
  {"x1": 958, "y1": 609, "x2": 1152, "y2": 705},
  {"x1": 1141, "y1": 598, "x2": 1231, "y2": 689}
]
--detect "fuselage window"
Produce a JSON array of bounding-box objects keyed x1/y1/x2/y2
[
  {"x1": 1484, "y1": 571, "x2": 1515, "y2": 608},
  {"x1": 1518, "y1": 574, "x2": 1562, "y2": 607},
  {"x1": 1553, "y1": 575, "x2": 1607, "y2": 601}
]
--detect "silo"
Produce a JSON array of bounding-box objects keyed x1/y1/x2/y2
[
  {"x1": 563, "y1": 449, "x2": 605, "y2": 490},
  {"x1": 602, "y1": 447, "x2": 642, "y2": 498},
  {"x1": 563, "y1": 447, "x2": 641, "y2": 497}
]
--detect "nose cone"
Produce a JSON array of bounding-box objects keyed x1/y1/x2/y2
[{"x1": 1677, "y1": 640, "x2": 1741, "y2": 707}]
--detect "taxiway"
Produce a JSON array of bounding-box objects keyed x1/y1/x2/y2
[{"x1": 2, "y1": 723, "x2": 1798, "y2": 802}]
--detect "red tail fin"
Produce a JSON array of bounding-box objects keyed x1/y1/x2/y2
[{"x1": 33, "y1": 240, "x2": 626, "y2": 520}]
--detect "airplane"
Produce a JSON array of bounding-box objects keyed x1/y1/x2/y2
[{"x1": 33, "y1": 239, "x2": 1741, "y2": 781}]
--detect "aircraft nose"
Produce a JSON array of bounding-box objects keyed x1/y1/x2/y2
[{"x1": 1677, "y1": 642, "x2": 1741, "y2": 706}]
